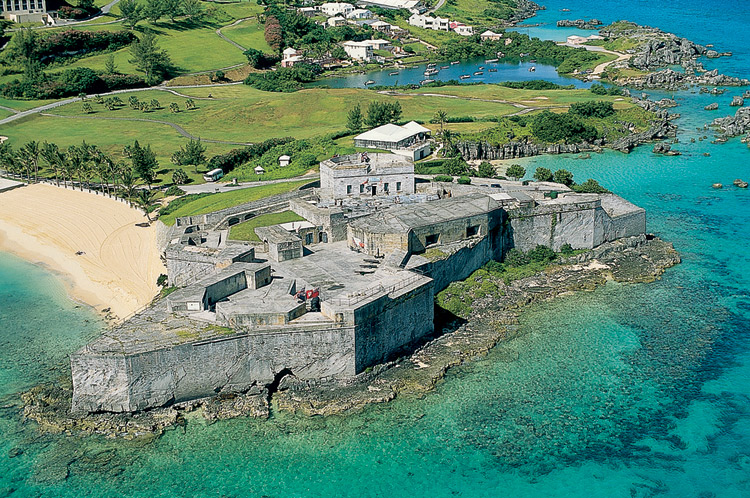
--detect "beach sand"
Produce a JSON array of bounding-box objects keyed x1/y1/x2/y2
[{"x1": 0, "y1": 183, "x2": 166, "y2": 321}]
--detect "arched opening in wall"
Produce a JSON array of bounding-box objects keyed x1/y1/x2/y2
[
  {"x1": 267, "y1": 368, "x2": 295, "y2": 401},
  {"x1": 228, "y1": 218, "x2": 240, "y2": 226},
  {"x1": 244, "y1": 213, "x2": 254, "y2": 221}
]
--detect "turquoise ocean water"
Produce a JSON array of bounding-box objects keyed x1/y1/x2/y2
[{"x1": 2, "y1": 1, "x2": 750, "y2": 496}]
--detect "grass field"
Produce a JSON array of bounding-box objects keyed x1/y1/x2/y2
[
  {"x1": 228, "y1": 210, "x2": 304, "y2": 241},
  {"x1": 159, "y1": 179, "x2": 311, "y2": 225},
  {"x1": 220, "y1": 18, "x2": 273, "y2": 53}
]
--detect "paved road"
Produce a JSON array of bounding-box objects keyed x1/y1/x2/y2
[
  {"x1": 178, "y1": 174, "x2": 319, "y2": 194},
  {"x1": 216, "y1": 17, "x2": 252, "y2": 52}
]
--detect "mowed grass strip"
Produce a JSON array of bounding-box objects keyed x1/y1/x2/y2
[
  {"x1": 228, "y1": 210, "x2": 304, "y2": 242},
  {"x1": 159, "y1": 180, "x2": 311, "y2": 225}
]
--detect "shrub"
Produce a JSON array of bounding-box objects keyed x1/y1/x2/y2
[
  {"x1": 156, "y1": 274, "x2": 168, "y2": 287},
  {"x1": 434, "y1": 174, "x2": 453, "y2": 183},
  {"x1": 569, "y1": 100, "x2": 615, "y2": 118},
  {"x1": 503, "y1": 248, "x2": 529, "y2": 267},
  {"x1": 560, "y1": 243, "x2": 574, "y2": 255},
  {"x1": 457, "y1": 176, "x2": 471, "y2": 185},
  {"x1": 532, "y1": 110, "x2": 599, "y2": 144},
  {"x1": 572, "y1": 178, "x2": 610, "y2": 193},
  {"x1": 527, "y1": 244, "x2": 556, "y2": 263},
  {"x1": 165, "y1": 185, "x2": 186, "y2": 196},
  {"x1": 506, "y1": 164, "x2": 525, "y2": 180},
  {"x1": 206, "y1": 138, "x2": 294, "y2": 173},
  {"x1": 552, "y1": 169, "x2": 574, "y2": 186},
  {"x1": 477, "y1": 161, "x2": 495, "y2": 178}
]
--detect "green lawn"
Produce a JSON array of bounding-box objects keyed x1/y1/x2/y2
[
  {"x1": 0, "y1": 113, "x2": 236, "y2": 185},
  {"x1": 220, "y1": 18, "x2": 274, "y2": 53},
  {"x1": 159, "y1": 179, "x2": 311, "y2": 225},
  {"x1": 0, "y1": 96, "x2": 56, "y2": 111},
  {"x1": 228, "y1": 210, "x2": 304, "y2": 241}
]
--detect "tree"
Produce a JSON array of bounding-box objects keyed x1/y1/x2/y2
[
  {"x1": 129, "y1": 95, "x2": 140, "y2": 109},
  {"x1": 185, "y1": 98, "x2": 195, "y2": 109},
  {"x1": 172, "y1": 169, "x2": 189, "y2": 185},
  {"x1": 552, "y1": 169, "x2": 574, "y2": 186},
  {"x1": 160, "y1": 0, "x2": 181, "y2": 22},
  {"x1": 477, "y1": 161, "x2": 495, "y2": 178},
  {"x1": 130, "y1": 140, "x2": 158, "y2": 187},
  {"x1": 119, "y1": 0, "x2": 144, "y2": 28},
  {"x1": 150, "y1": 99, "x2": 160, "y2": 109},
  {"x1": 181, "y1": 0, "x2": 203, "y2": 20},
  {"x1": 527, "y1": 244, "x2": 556, "y2": 263},
  {"x1": 104, "y1": 54, "x2": 117, "y2": 75},
  {"x1": 129, "y1": 32, "x2": 173, "y2": 85},
  {"x1": 346, "y1": 103, "x2": 363, "y2": 132},
  {"x1": 40, "y1": 142, "x2": 63, "y2": 187},
  {"x1": 533, "y1": 167, "x2": 553, "y2": 182},
  {"x1": 506, "y1": 164, "x2": 525, "y2": 180},
  {"x1": 364, "y1": 101, "x2": 402, "y2": 128},
  {"x1": 433, "y1": 109, "x2": 447, "y2": 135},
  {"x1": 571, "y1": 178, "x2": 610, "y2": 194},
  {"x1": 118, "y1": 166, "x2": 137, "y2": 205},
  {"x1": 264, "y1": 15, "x2": 284, "y2": 54},
  {"x1": 82, "y1": 102, "x2": 93, "y2": 114},
  {"x1": 144, "y1": 0, "x2": 164, "y2": 22},
  {"x1": 21, "y1": 141, "x2": 40, "y2": 182},
  {"x1": 169, "y1": 102, "x2": 180, "y2": 113},
  {"x1": 134, "y1": 188, "x2": 158, "y2": 222},
  {"x1": 171, "y1": 138, "x2": 207, "y2": 173},
  {"x1": 244, "y1": 48, "x2": 275, "y2": 69},
  {"x1": 444, "y1": 156, "x2": 469, "y2": 176}
]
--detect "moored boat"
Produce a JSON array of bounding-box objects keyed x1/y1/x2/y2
[
  {"x1": 365, "y1": 80, "x2": 376, "y2": 85},
  {"x1": 485, "y1": 58, "x2": 498, "y2": 63},
  {"x1": 420, "y1": 79, "x2": 435, "y2": 85},
  {"x1": 474, "y1": 71, "x2": 483, "y2": 75},
  {"x1": 460, "y1": 74, "x2": 471, "y2": 79}
]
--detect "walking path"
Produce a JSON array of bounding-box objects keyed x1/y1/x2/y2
[
  {"x1": 216, "y1": 17, "x2": 253, "y2": 52},
  {"x1": 180, "y1": 173, "x2": 319, "y2": 194}
]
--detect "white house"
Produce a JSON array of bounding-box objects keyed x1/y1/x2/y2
[
  {"x1": 281, "y1": 47, "x2": 304, "y2": 68},
  {"x1": 356, "y1": 0, "x2": 422, "y2": 12},
  {"x1": 342, "y1": 41, "x2": 374, "y2": 61},
  {"x1": 354, "y1": 121, "x2": 432, "y2": 160},
  {"x1": 254, "y1": 166, "x2": 266, "y2": 175},
  {"x1": 370, "y1": 20, "x2": 396, "y2": 33},
  {"x1": 480, "y1": 30, "x2": 502, "y2": 41},
  {"x1": 319, "y1": 2, "x2": 355, "y2": 17},
  {"x1": 279, "y1": 155, "x2": 291, "y2": 167},
  {"x1": 346, "y1": 8, "x2": 373, "y2": 19},
  {"x1": 363, "y1": 39, "x2": 392, "y2": 50},
  {"x1": 298, "y1": 6, "x2": 317, "y2": 16},
  {"x1": 451, "y1": 22, "x2": 474, "y2": 36},
  {"x1": 408, "y1": 13, "x2": 450, "y2": 31},
  {"x1": 327, "y1": 15, "x2": 348, "y2": 27}
]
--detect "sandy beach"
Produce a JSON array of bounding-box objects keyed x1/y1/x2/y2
[{"x1": 0, "y1": 183, "x2": 166, "y2": 321}]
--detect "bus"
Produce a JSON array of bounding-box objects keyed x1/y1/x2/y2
[{"x1": 203, "y1": 168, "x2": 224, "y2": 182}]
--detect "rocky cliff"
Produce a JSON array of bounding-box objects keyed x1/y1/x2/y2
[{"x1": 557, "y1": 19, "x2": 603, "y2": 29}]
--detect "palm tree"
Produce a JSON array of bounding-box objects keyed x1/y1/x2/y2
[
  {"x1": 15, "y1": 148, "x2": 32, "y2": 181},
  {"x1": 110, "y1": 160, "x2": 125, "y2": 199},
  {"x1": 0, "y1": 142, "x2": 16, "y2": 178},
  {"x1": 22, "y1": 141, "x2": 40, "y2": 182},
  {"x1": 434, "y1": 110, "x2": 448, "y2": 136},
  {"x1": 40, "y1": 142, "x2": 61, "y2": 187},
  {"x1": 133, "y1": 188, "x2": 157, "y2": 222},
  {"x1": 119, "y1": 167, "x2": 137, "y2": 206}
]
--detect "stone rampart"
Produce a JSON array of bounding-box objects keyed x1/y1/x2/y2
[
  {"x1": 71, "y1": 324, "x2": 357, "y2": 413},
  {"x1": 289, "y1": 198, "x2": 348, "y2": 242}
]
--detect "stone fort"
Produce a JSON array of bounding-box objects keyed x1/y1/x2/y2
[{"x1": 71, "y1": 153, "x2": 645, "y2": 413}]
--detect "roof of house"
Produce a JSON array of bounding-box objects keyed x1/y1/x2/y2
[
  {"x1": 343, "y1": 40, "x2": 373, "y2": 47},
  {"x1": 283, "y1": 47, "x2": 298, "y2": 56},
  {"x1": 350, "y1": 193, "x2": 501, "y2": 234},
  {"x1": 358, "y1": 0, "x2": 419, "y2": 9},
  {"x1": 481, "y1": 30, "x2": 501, "y2": 36},
  {"x1": 362, "y1": 38, "x2": 391, "y2": 46},
  {"x1": 279, "y1": 155, "x2": 291, "y2": 160},
  {"x1": 354, "y1": 121, "x2": 430, "y2": 143}
]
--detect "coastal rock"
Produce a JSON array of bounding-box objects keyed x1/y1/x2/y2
[
  {"x1": 731, "y1": 96, "x2": 745, "y2": 107},
  {"x1": 706, "y1": 50, "x2": 720, "y2": 58},
  {"x1": 705, "y1": 103, "x2": 719, "y2": 110},
  {"x1": 656, "y1": 98, "x2": 678, "y2": 108},
  {"x1": 556, "y1": 19, "x2": 603, "y2": 29},
  {"x1": 712, "y1": 107, "x2": 750, "y2": 136},
  {"x1": 713, "y1": 183, "x2": 723, "y2": 188}
]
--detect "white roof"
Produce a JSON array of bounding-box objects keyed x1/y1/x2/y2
[
  {"x1": 481, "y1": 30, "x2": 500, "y2": 36},
  {"x1": 362, "y1": 38, "x2": 390, "y2": 46},
  {"x1": 343, "y1": 40, "x2": 372, "y2": 47},
  {"x1": 206, "y1": 168, "x2": 223, "y2": 176},
  {"x1": 355, "y1": 121, "x2": 430, "y2": 143},
  {"x1": 254, "y1": 166, "x2": 265, "y2": 172},
  {"x1": 359, "y1": 0, "x2": 419, "y2": 9},
  {"x1": 283, "y1": 47, "x2": 298, "y2": 56},
  {"x1": 279, "y1": 221, "x2": 316, "y2": 231},
  {"x1": 279, "y1": 155, "x2": 291, "y2": 160},
  {"x1": 370, "y1": 20, "x2": 392, "y2": 27}
]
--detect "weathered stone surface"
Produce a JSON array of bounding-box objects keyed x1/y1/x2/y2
[
  {"x1": 712, "y1": 107, "x2": 750, "y2": 136},
  {"x1": 731, "y1": 96, "x2": 745, "y2": 107},
  {"x1": 705, "y1": 103, "x2": 719, "y2": 111}
]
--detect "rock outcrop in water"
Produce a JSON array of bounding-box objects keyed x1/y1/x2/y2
[
  {"x1": 557, "y1": 19, "x2": 603, "y2": 29},
  {"x1": 712, "y1": 107, "x2": 750, "y2": 136},
  {"x1": 625, "y1": 69, "x2": 750, "y2": 90},
  {"x1": 21, "y1": 236, "x2": 679, "y2": 437}
]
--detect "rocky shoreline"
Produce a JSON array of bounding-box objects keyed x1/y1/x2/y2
[
  {"x1": 557, "y1": 19, "x2": 603, "y2": 30},
  {"x1": 455, "y1": 96, "x2": 677, "y2": 161},
  {"x1": 21, "y1": 235, "x2": 679, "y2": 440}
]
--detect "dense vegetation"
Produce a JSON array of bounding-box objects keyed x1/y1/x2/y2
[{"x1": 243, "y1": 64, "x2": 320, "y2": 92}]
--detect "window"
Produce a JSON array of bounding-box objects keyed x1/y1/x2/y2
[
  {"x1": 347, "y1": 185, "x2": 352, "y2": 194},
  {"x1": 396, "y1": 182, "x2": 402, "y2": 191},
  {"x1": 425, "y1": 234, "x2": 439, "y2": 246},
  {"x1": 466, "y1": 225, "x2": 479, "y2": 237},
  {"x1": 384, "y1": 183, "x2": 389, "y2": 192},
  {"x1": 305, "y1": 233, "x2": 313, "y2": 245},
  {"x1": 360, "y1": 184, "x2": 364, "y2": 193}
]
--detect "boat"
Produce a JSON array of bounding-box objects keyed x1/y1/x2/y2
[
  {"x1": 388, "y1": 71, "x2": 399, "y2": 76},
  {"x1": 485, "y1": 58, "x2": 498, "y2": 63},
  {"x1": 528, "y1": 66, "x2": 536, "y2": 72},
  {"x1": 426, "y1": 63, "x2": 436, "y2": 68},
  {"x1": 451, "y1": 61, "x2": 460, "y2": 64},
  {"x1": 365, "y1": 80, "x2": 376, "y2": 85},
  {"x1": 488, "y1": 68, "x2": 497, "y2": 72},
  {"x1": 441, "y1": 65, "x2": 450, "y2": 69},
  {"x1": 460, "y1": 74, "x2": 471, "y2": 79},
  {"x1": 529, "y1": 59, "x2": 537, "y2": 63},
  {"x1": 478, "y1": 66, "x2": 485, "y2": 70},
  {"x1": 424, "y1": 69, "x2": 438, "y2": 76},
  {"x1": 473, "y1": 71, "x2": 484, "y2": 75},
  {"x1": 420, "y1": 79, "x2": 435, "y2": 85}
]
